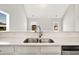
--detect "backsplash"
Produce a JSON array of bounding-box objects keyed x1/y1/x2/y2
[
  {"x1": 0, "y1": 32, "x2": 79, "y2": 43},
  {"x1": 27, "y1": 18, "x2": 62, "y2": 32}
]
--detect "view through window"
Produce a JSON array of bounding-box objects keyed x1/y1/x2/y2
[{"x1": 0, "y1": 11, "x2": 9, "y2": 31}]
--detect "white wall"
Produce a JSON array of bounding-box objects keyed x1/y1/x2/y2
[
  {"x1": 63, "y1": 5, "x2": 75, "y2": 31},
  {"x1": 27, "y1": 18, "x2": 62, "y2": 32},
  {"x1": 0, "y1": 4, "x2": 69, "y2": 32},
  {"x1": 75, "y1": 5, "x2": 79, "y2": 31},
  {"x1": 63, "y1": 5, "x2": 79, "y2": 32},
  {"x1": 0, "y1": 32, "x2": 79, "y2": 44},
  {"x1": 0, "y1": 4, "x2": 27, "y2": 31},
  {"x1": 0, "y1": 4, "x2": 74, "y2": 32},
  {"x1": 24, "y1": 4, "x2": 69, "y2": 32}
]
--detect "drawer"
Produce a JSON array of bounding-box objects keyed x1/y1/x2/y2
[
  {"x1": 41, "y1": 45, "x2": 61, "y2": 55},
  {"x1": 15, "y1": 45, "x2": 40, "y2": 54},
  {"x1": 0, "y1": 46, "x2": 14, "y2": 54}
]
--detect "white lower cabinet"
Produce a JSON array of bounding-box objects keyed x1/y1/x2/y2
[
  {"x1": 0, "y1": 46, "x2": 14, "y2": 55},
  {"x1": 40, "y1": 45, "x2": 61, "y2": 55},
  {"x1": 15, "y1": 45, "x2": 61, "y2": 55},
  {"x1": 15, "y1": 45, "x2": 40, "y2": 55},
  {"x1": 0, "y1": 45, "x2": 61, "y2": 55}
]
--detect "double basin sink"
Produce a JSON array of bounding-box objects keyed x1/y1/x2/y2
[{"x1": 23, "y1": 38, "x2": 54, "y2": 43}]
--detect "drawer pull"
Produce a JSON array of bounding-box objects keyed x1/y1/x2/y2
[{"x1": 0, "y1": 50, "x2": 2, "y2": 52}]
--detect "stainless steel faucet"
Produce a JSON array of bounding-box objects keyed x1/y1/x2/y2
[
  {"x1": 37, "y1": 26, "x2": 43, "y2": 43},
  {"x1": 37, "y1": 26, "x2": 43, "y2": 38}
]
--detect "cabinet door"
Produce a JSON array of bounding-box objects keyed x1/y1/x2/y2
[
  {"x1": 15, "y1": 45, "x2": 40, "y2": 55},
  {"x1": 0, "y1": 46, "x2": 14, "y2": 55},
  {"x1": 40, "y1": 45, "x2": 61, "y2": 55}
]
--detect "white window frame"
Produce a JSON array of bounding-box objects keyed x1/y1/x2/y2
[{"x1": 0, "y1": 10, "x2": 9, "y2": 32}]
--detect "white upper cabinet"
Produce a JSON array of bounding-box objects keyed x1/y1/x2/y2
[{"x1": 24, "y1": 4, "x2": 69, "y2": 18}]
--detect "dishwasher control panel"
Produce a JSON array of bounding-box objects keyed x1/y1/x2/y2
[{"x1": 62, "y1": 45, "x2": 79, "y2": 55}]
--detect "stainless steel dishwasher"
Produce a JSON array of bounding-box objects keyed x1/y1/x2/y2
[{"x1": 62, "y1": 45, "x2": 79, "y2": 55}]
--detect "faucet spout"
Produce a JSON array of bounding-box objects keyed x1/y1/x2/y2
[
  {"x1": 39, "y1": 32, "x2": 43, "y2": 38},
  {"x1": 37, "y1": 26, "x2": 43, "y2": 38}
]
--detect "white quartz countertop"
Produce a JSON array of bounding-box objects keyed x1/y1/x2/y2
[
  {"x1": 0, "y1": 42, "x2": 79, "y2": 46},
  {"x1": 0, "y1": 42, "x2": 60, "y2": 46},
  {"x1": 61, "y1": 42, "x2": 79, "y2": 45},
  {"x1": 0, "y1": 39, "x2": 79, "y2": 45}
]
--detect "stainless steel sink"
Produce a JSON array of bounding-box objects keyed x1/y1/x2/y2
[
  {"x1": 23, "y1": 38, "x2": 38, "y2": 43},
  {"x1": 39, "y1": 38, "x2": 54, "y2": 43},
  {"x1": 23, "y1": 38, "x2": 54, "y2": 43}
]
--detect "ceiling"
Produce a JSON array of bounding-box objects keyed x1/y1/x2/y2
[{"x1": 24, "y1": 4, "x2": 69, "y2": 18}]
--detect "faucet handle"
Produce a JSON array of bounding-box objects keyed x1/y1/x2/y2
[{"x1": 39, "y1": 33, "x2": 43, "y2": 38}]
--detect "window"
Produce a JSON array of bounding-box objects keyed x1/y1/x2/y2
[{"x1": 0, "y1": 10, "x2": 9, "y2": 31}]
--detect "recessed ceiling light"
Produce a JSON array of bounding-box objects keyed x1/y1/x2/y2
[{"x1": 39, "y1": 4, "x2": 47, "y2": 8}]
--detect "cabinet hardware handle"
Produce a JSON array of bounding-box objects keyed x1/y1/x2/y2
[{"x1": 0, "y1": 50, "x2": 2, "y2": 52}]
